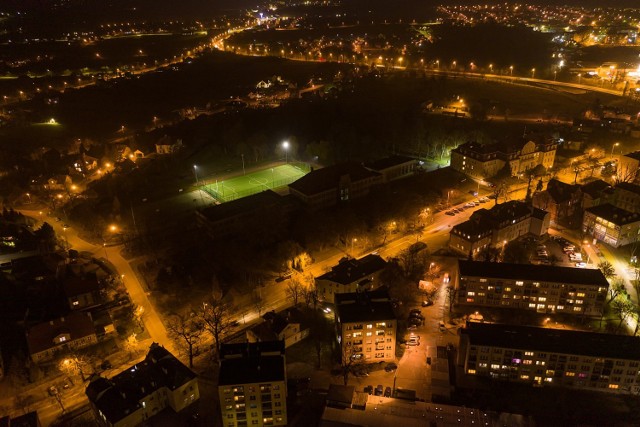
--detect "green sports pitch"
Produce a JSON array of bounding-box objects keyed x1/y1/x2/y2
[{"x1": 201, "y1": 163, "x2": 309, "y2": 202}]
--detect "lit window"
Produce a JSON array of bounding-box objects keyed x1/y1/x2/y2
[
  {"x1": 468, "y1": 369, "x2": 476, "y2": 374},
  {"x1": 516, "y1": 281, "x2": 524, "y2": 286},
  {"x1": 566, "y1": 372, "x2": 575, "y2": 377},
  {"x1": 525, "y1": 352, "x2": 534, "y2": 356},
  {"x1": 609, "y1": 384, "x2": 619, "y2": 389}
]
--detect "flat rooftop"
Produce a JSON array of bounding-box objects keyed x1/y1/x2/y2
[
  {"x1": 458, "y1": 260, "x2": 609, "y2": 288},
  {"x1": 463, "y1": 322, "x2": 640, "y2": 360}
]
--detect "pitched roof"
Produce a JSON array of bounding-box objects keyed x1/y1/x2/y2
[
  {"x1": 545, "y1": 179, "x2": 580, "y2": 204},
  {"x1": 458, "y1": 260, "x2": 609, "y2": 288},
  {"x1": 335, "y1": 289, "x2": 396, "y2": 323},
  {"x1": 26, "y1": 312, "x2": 95, "y2": 356},
  {"x1": 580, "y1": 179, "x2": 612, "y2": 198},
  {"x1": 364, "y1": 155, "x2": 416, "y2": 171},
  {"x1": 463, "y1": 322, "x2": 640, "y2": 360},
  {"x1": 317, "y1": 254, "x2": 387, "y2": 285},
  {"x1": 531, "y1": 207, "x2": 548, "y2": 220},
  {"x1": 63, "y1": 275, "x2": 100, "y2": 297},
  {"x1": 85, "y1": 343, "x2": 196, "y2": 424},
  {"x1": 585, "y1": 203, "x2": 640, "y2": 226},
  {"x1": 218, "y1": 341, "x2": 286, "y2": 386},
  {"x1": 615, "y1": 182, "x2": 640, "y2": 196},
  {"x1": 288, "y1": 162, "x2": 380, "y2": 196},
  {"x1": 623, "y1": 151, "x2": 640, "y2": 161}
]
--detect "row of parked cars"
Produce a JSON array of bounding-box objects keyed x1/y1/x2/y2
[
  {"x1": 552, "y1": 236, "x2": 586, "y2": 267},
  {"x1": 445, "y1": 197, "x2": 491, "y2": 216}
]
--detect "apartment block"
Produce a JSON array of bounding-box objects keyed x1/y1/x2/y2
[
  {"x1": 335, "y1": 289, "x2": 396, "y2": 363},
  {"x1": 86, "y1": 343, "x2": 199, "y2": 427},
  {"x1": 582, "y1": 203, "x2": 640, "y2": 248},
  {"x1": 316, "y1": 254, "x2": 387, "y2": 303},
  {"x1": 450, "y1": 136, "x2": 557, "y2": 180},
  {"x1": 455, "y1": 260, "x2": 608, "y2": 316},
  {"x1": 449, "y1": 201, "x2": 549, "y2": 257},
  {"x1": 218, "y1": 341, "x2": 287, "y2": 427},
  {"x1": 460, "y1": 322, "x2": 640, "y2": 393}
]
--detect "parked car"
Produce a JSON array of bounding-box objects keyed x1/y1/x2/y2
[
  {"x1": 408, "y1": 336, "x2": 420, "y2": 346},
  {"x1": 364, "y1": 385, "x2": 374, "y2": 395},
  {"x1": 422, "y1": 300, "x2": 433, "y2": 307},
  {"x1": 384, "y1": 386, "x2": 392, "y2": 397},
  {"x1": 407, "y1": 324, "x2": 417, "y2": 331},
  {"x1": 385, "y1": 363, "x2": 398, "y2": 372},
  {"x1": 445, "y1": 211, "x2": 455, "y2": 216},
  {"x1": 576, "y1": 262, "x2": 587, "y2": 268},
  {"x1": 48, "y1": 386, "x2": 58, "y2": 396},
  {"x1": 443, "y1": 273, "x2": 450, "y2": 283},
  {"x1": 375, "y1": 385, "x2": 384, "y2": 396},
  {"x1": 410, "y1": 309, "x2": 422, "y2": 315}
]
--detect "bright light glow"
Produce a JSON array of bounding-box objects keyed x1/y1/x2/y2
[{"x1": 282, "y1": 141, "x2": 290, "y2": 149}]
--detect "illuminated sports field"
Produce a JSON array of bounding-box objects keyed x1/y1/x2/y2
[{"x1": 201, "y1": 163, "x2": 309, "y2": 202}]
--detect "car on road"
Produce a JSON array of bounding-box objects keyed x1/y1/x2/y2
[
  {"x1": 410, "y1": 313, "x2": 425, "y2": 321},
  {"x1": 408, "y1": 338, "x2": 420, "y2": 346},
  {"x1": 576, "y1": 262, "x2": 587, "y2": 268},
  {"x1": 354, "y1": 370, "x2": 369, "y2": 377},
  {"x1": 422, "y1": 300, "x2": 433, "y2": 307},
  {"x1": 275, "y1": 271, "x2": 293, "y2": 282},
  {"x1": 364, "y1": 385, "x2": 374, "y2": 395},
  {"x1": 48, "y1": 386, "x2": 58, "y2": 396},
  {"x1": 384, "y1": 386, "x2": 392, "y2": 397},
  {"x1": 407, "y1": 324, "x2": 417, "y2": 331},
  {"x1": 384, "y1": 363, "x2": 398, "y2": 372},
  {"x1": 438, "y1": 321, "x2": 446, "y2": 330},
  {"x1": 375, "y1": 385, "x2": 384, "y2": 396},
  {"x1": 443, "y1": 273, "x2": 450, "y2": 283},
  {"x1": 445, "y1": 211, "x2": 455, "y2": 216}
]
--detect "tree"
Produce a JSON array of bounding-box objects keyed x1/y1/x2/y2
[
  {"x1": 598, "y1": 261, "x2": 616, "y2": 280},
  {"x1": 58, "y1": 354, "x2": 92, "y2": 383},
  {"x1": 612, "y1": 299, "x2": 634, "y2": 333},
  {"x1": 607, "y1": 278, "x2": 626, "y2": 304},
  {"x1": 340, "y1": 345, "x2": 364, "y2": 386},
  {"x1": 446, "y1": 285, "x2": 457, "y2": 316},
  {"x1": 503, "y1": 241, "x2": 531, "y2": 264},
  {"x1": 199, "y1": 296, "x2": 235, "y2": 359},
  {"x1": 166, "y1": 313, "x2": 202, "y2": 368},
  {"x1": 301, "y1": 280, "x2": 319, "y2": 309},
  {"x1": 308, "y1": 308, "x2": 332, "y2": 369},
  {"x1": 285, "y1": 278, "x2": 303, "y2": 306}
]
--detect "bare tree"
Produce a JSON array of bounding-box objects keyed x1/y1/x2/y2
[
  {"x1": 199, "y1": 296, "x2": 235, "y2": 359},
  {"x1": 446, "y1": 285, "x2": 457, "y2": 315},
  {"x1": 285, "y1": 278, "x2": 303, "y2": 306},
  {"x1": 308, "y1": 309, "x2": 332, "y2": 369},
  {"x1": 253, "y1": 294, "x2": 266, "y2": 317},
  {"x1": 301, "y1": 282, "x2": 319, "y2": 309},
  {"x1": 166, "y1": 313, "x2": 202, "y2": 368},
  {"x1": 340, "y1": 345, "x2": 364, "y2": 386}
]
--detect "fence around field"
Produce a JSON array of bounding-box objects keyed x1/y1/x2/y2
[{"x1": 202, "y1": 175, "x2": 300, "y2": 202}]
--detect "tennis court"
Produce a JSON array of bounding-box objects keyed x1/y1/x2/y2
[{"x1": 201, "y1": 163, "x2": 309, "y2": 202}]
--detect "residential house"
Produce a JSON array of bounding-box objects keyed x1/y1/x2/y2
[
  {"x1": 460, "y1": 322, "x2": 640, "y2": 394},
  {"x1": 218, "y1": 341, "x2": 287, "y2": 427},
  {"x1": 44, "y1": 175, "x2": 72, "y2": 192},
  {"x1": 63, "y1": 275, "x2": 101, "y2": 310},
  {"x1": 580, "y1": 179, "x2": 612, "y2": 210},
  {"x1": 582, "y1": 203, "x2": 640, "y2": 248},
  {"x1": 316, "y1": 254, "x2": 387, "y2": 303},
  {"x1": 27, "y1": 312, "x2": 97, "y2": 363},
  {"x1": 450, "y1": 135, "x2": 557, "y2": 180},
  {"x1": 455, "y1": 260, "x2": 609, "y2": 316},
  {"x1": 155, "y1": 135, "x2": 183, "y2": 155},
  {"x1": 449, "y1": 201, "x2": 549, "y2": 258},
  {"x1": 610, "y1": 182, "x2": 640, "y2": 213},
  {"x1": 288, "y1": 162, "x2": 382, "y2": 210},
  {"x1": 335, "y1": 289, "x2": 397, "y2": 363},
  {"x1": 532, "y1": 179, "x2": 582, "y2": 227},
  {"x1": 86, "y1": 343, "x2": 199, "y2": 427},
  {"x1": 364, "y1": 156, "x2": 418, "y2": 183},
  {"x1": 246, "y1": 308, "x2": 309, "y2": 348}
]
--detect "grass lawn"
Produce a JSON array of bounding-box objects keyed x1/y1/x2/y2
[{"x1": 201, "y1": 163, "x2": 308, "y2": 202}]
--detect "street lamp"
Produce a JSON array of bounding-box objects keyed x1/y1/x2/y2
[
  {"x1": 25, "y1": 193, "x2": 32, "y2": 204},
  {"x1": 193, "y1": 164, "x2": 199, "y2": 185},
  {"x1": 531, "y1": 68, "x2": 535, "y2": 79},
  {"x1": 282, "y1": 141, "x2": 290, "y2": 164},
  {"x1": 489, "y1": 63, "x2": 493, "y2": 73},
  {"x1": 611, "y1": 142, "x2": 620, "y2": 159},
  {"x1": 509, "y1": 65, "x2": 513, "y2": 76},
  {"x1": 351, "y1": 238, "x2": 357, "y2": 254}
]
